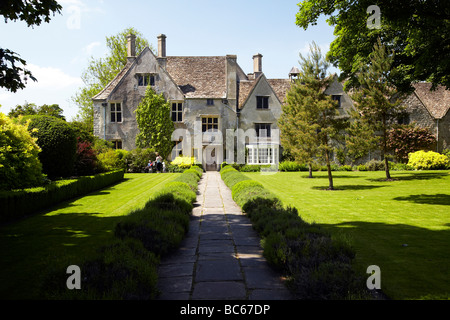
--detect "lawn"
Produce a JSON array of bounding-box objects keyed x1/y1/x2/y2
[
  {"x1": 0, "y1": 173, "x2": 180, "y2": 299},
  {"x1": 243, "y1": 170, "x2": 450, "y2": 300}
]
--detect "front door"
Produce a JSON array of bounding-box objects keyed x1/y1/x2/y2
[{"x1": 205, "y1": 147, "x2": 217, "y2": 171}]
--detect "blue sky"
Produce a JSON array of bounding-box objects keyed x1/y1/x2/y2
[{"x1": 0, "y1": 0, "x2": 338, "y2": 120}]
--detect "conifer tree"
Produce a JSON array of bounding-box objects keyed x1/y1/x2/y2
[
  {"x1": 350, "y1": 38, "x2": 405, "y2": 180},
  {"x1": 279, "y1": 42, "x2": 341, "y2": 189}
]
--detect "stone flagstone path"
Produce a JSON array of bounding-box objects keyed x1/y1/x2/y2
[{"x1": 157, "y1": 171, "x2": 293, "y2": 300}]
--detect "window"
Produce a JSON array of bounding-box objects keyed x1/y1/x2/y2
[
  {"x1": 256, "y1": 96, "x2": 269, "y2": 109},
  {"x1": 202, "y1": 117, "x2": 219, "y2": 132},
  {"x1": 112, "y1": 140, "x2": 122, "y2": 149},
  {"x1": 246, "y1": 145, "x2": 278, "y2": 165},
  {"x1": 110, "y1": 102, "x2": 122, "y2": 123},
  {"x1": 332, "y1": 95, "x2": 341, "y2": 108},
  {"x1": 206, "y1": 99, "x2": 214, "y2": 106},
  {"x1": 255, "y1": 123, "x2": 271, "y2": 138},
  {"x1": 171, "y1": 102, "x2": 183, "y2": 122},
  {"x1": 398, "y1": 113, "x2": 410, "y2": 125},
  {"x1": 138, "y1": 74, "x2": 155, "y2": 86}
]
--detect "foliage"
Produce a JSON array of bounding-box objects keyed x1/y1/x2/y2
[
  {"x1": 72, "y1": 27, "x2": 150, "y2": 128},
  {"x1": 279, "y1": 42, "x2": 344, "y2": 187},
  {"x1": 350, "y1": 39, "x2": 405, "y2": 180},
  {"x1": 0, "y1": 0, "x2": 62, "y2": 92},
  {"x1": 24, "y1": 115, "x2": 77, "y2": 178},
  {"x1": 0, "y1": 170, "x2": 124, "y2": 224},
  {"x1": 124, "y1": 148, "x2": 156, "y2": 173},
  {"x1": 296, "y1": 0, "x2": 450, "y2": 91},
  {"x1": 8, "y1": 102, "x2": 66, "y2": 120},
  {"x1": 387, "y1": 125, "x2": 436, "y2": 163},
  {"x1": 170, "y1": 156, "x2": 198, "y2": 169},
  {"x1": 97, "y1": 148, "x2": 128, "y2": 172},
  {"x1": 407, "y1": 150, "x2": 450, "y2": 170},
  {"x1": 278, "y1": 161, "x2": 308, "y2": 172},
  {"x1": 74, "y1": 138, "x2": 99, "y2": 176},
  {"x1": 0, "y1": 113, "x2": 43, "y2": 190},
  {"x1": 135, "y1": 87, "x2": 174, "y2": 159}
]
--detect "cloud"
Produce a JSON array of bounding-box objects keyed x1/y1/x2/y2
[
  {"x1": 83, "y1": 41, "x2": 102, "y2": 55},
  {"x1": 26, "y1": 64, "x2": 82, "y2": 90}
]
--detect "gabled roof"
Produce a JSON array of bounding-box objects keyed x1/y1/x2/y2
[
  {"x1": 412, "y1": 82, "x2": 450, "y2": 119},
  {"x1": 92, "y1": 59, "x2": 135, "y2": 101},
  {"x1": 165, "y1": 56, "x2": 227, "y2": 99},
  {"x1": 238, "y1": 74, "x2": 291, "y2": 109}
]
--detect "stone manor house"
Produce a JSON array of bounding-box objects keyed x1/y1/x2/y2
[{"x1": 93, "y1": 34, "x2": 450, "y2": 170}]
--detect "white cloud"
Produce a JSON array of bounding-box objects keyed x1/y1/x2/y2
[
  {"x1": 26, "y1": 64, "x2": 82, "y2": 90},
  {"x1": 83, "y1": 41, "x2": 102, "y2": 55}
]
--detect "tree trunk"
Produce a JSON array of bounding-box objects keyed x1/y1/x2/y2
[
  {"x1": 382, "y1": 113, "x2": 392, "y2": 180},
  {"x1": 308, "y1": 163, "x2": 313, "y2": 178},
  {"x1": 325, "y1": 150, "x2": 334, "y2": 190}
]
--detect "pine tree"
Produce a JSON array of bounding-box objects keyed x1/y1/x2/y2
[
  {"x1": 135, "y1": 87, "x2": 174, "y2": 159},
  {"x1": 279, "y1": 42, "x2": 341, "y2": 189},
  {"x1": 350, "y1": 38, "x2": 405, "y2": 180}
]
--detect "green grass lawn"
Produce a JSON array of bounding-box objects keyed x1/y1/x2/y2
[
  {"x1": 0, "y1": 173, "x2": 179, "y2": 299},
  {"x1": 243, "y1": 170, "x2": 450, "y2": 300}
]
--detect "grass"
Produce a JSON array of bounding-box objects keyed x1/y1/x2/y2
[
  {"x1": 243, "y1": 170, "x2": 450, "y2": 300},
  {"x1": 0, "y1": 173, "x2": 180, "y2": 299}
]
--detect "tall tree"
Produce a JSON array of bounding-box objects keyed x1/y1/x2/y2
[
  {"x1": 296, "y1": 0, "x2": 450, "y2": 92},
  {"x1": 350, "y1": 38, "x2": 405, "y2": 180},
  {"x1": 72, "y1": 27, "x2": 151, "y2": 129},
  {"x1": 8, "y1": 102, "x2": 65, "y2": 120},
  {"x1": 0, "y1": 0, "x2": 62, "y2": 92},
  {"x1": 279, "y1": 42, "x2": 341, "y2": 189},
  {"x1": 135, "y1": 87, "x2": 174, "y2": 160}
]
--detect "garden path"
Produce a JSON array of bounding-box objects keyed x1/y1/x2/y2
[{"x1": 157, "y1": 171, "x2": 293, "y2": 300}]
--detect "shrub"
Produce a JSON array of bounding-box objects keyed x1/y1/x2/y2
[
  {"x1": 0, "y1": 113, "x2": 44, "y2": 190},
  {"x1": 220, "y1": 167, "x2": 250, "y2": 189},
  {"x1": 338, "y1": 165, "x2": 353, "y2": 171},
  {"x1": 74, "y1": 138, "x2": 99, "y2": 176},
  {"x1": 97, "y1": 149, "x2": 129, "y2": 172},
  {"x1": 407, "y1": 150, "x2": 450, "y2": 170},
  {"x1": 43, "y1": 238, "x2": 160, "y2": 300},
  {"x1": 239, "y1": 164, "x2": 261, "y2": 172},
  {"x1": 0, "y1": 170, "x2": 124, "y2": 223},
  {"x1": 125, "y1": 148, "x2": 156, "y2": 173},
  {"x1": 171, "y1": 156, "x2": 198, "y2": 169},
  {"x1": 365, "y1": 159, "x2": 385, "y2": 171},
  {"x1": 387, "y1": 125, "x2": 436, "y2": 163},
  {"x1": 25, "y1": 115, "x2": 77, "y2": 178},
  {"x1": 356, "y1": 164, "x2": 367, "y2": 171},
  {"x1": 279, "y1": 161, "x2": 307, "y2": 172}
]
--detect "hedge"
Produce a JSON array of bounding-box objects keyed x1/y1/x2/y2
[
  {"x1": 0, "y1": 170, "x2": 125, "y2": 224},
  {"x1": 42, "y1": 168, "x2": 201, "y2": 299},
  {"x1": 220, "y1": 166, "x2": 368, "y2": 299}
]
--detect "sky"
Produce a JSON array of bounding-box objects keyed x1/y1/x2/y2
[{"x1": 0, "y1": 0, "x2": 339, "y2": 121}]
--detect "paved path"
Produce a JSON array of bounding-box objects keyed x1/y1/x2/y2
[{"x1": 157, "y1": 171, "x2": 293, "y2": 300}]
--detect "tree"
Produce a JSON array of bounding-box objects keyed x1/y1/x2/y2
[
  {"x1": 0, "y1": 112, "x2": 43, "y2": 190},
  {"x1": 279, "y1": 42, "x2": 342, "y2": 189},
  {"x1": 24, "y1": 115, "x2": 77, "y2": 178},
  {"x1": 8, "y1": 102, "x2": 65, "y2": 120},
  {"x1": 72, "y1": 27, "x2": 150, "y2": 129},
  {"x1": 135, "y1": 87, "x2": 174, "y2": 160},
  {"x1": 350, "y1": 39, "x2": 405, "y2": 180},
  {"x1": 0, "y1": 0, "x2": 62, "y2": 92},
  {"x1": 387, "y1": 124, "x2": 436, "y2": 163},
  {"x1": 296, "y1": 0, "x2": 450, "y2": 92}
]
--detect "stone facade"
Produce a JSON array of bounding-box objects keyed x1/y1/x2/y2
[{"x1": 92, "y1": 34, "x2": 449, "y2": 170}]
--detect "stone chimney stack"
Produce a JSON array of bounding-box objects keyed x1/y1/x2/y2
[
  {"x1": 127, "y1": 34, "x2": 136, "y2": 62},
  {"x1": 158, "y1": 34, "x2": 167, "y2": 58},
  {"x1": 253, "y1": 53, "x2": 263, "y2": 78}
]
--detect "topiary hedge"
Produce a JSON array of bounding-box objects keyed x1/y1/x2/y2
[{"x1": 24, "y1": 115, "x2": 77, "y2": 178}]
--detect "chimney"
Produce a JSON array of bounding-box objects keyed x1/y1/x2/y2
[
  {"x1": 157, "y1": 34, "x2": 167, "y2": 58},
  {"x1": 127, "y1": 33, "x2": 136, "y2": 62},
  {"x1": 253, "y1": 53, "x2": 263, "y2": 78}
]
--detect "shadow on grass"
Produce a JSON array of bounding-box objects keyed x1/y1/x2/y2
[
  {"x1": 311, "y1": 184, "x2": 386, "y2": 191},
  {"x1": 367, "y1": 171, "x2": 448, "y2": 182},
  {"x1": 317, "y1": 220, "x2": 450, "y2": 300},
  {"x1": 393, "y1": 194, "x2": 450, "y2": 206}
]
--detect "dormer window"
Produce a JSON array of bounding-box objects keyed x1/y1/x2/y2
[
  {"x1": 256, "y1": 96, "x2": 269, "y2": 109},
  {"x1": 137, "y1": 74, "x2": 155, "y2": 87}
]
